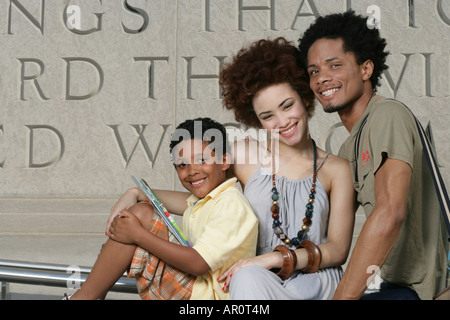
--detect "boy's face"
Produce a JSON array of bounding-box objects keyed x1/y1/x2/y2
[
  {"x1": 306, "y1": 38, "x2": 373, "y2": 114},
  {"x1": 172, "y1": 139, "x2": 230, "y2": 199}
]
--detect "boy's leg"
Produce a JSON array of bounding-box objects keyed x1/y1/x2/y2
[
  {"x1": 70, "y1": 239, "x2": 137, "y2": 300},
  {"x1": 127, "y1": 204, "x2": 196, "y2": 300},
  {"x1": 70, "y1": 203, "x2": 154, "y2": 300}
]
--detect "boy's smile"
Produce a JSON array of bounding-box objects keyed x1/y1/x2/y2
[{"x1": 173, "y1": 139, "x2": 230, "y2": 199}]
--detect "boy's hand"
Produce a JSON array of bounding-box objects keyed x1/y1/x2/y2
[
  {"x1": 106, "y1": 187, "x2": 141, "y2": 235},
  {"x1": 108, "y1": 211, "x2": 143, "y2": 244}
]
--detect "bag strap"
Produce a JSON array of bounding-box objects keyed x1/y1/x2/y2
[
  {"x1": 413, "y1": 114, "x2": 450, "y2": 237},
  {"x1": 354, "y1": 114, "x2": 369, "y2": 184},
  {"x1": 356, "y1": 98, "x2": 450, "y2": 238}
]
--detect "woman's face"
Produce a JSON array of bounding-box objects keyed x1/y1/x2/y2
[{"x1": 252, "y1": 82, "x2": 309, "y2": 146}]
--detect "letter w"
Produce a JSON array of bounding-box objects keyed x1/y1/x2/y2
[{"x1": 108, "y1": 124, "x2": 170, "y2": 168}]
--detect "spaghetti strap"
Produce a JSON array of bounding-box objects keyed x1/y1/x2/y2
[{"x1": 317, "y1": 153, "x2": 329, "y2": 171}]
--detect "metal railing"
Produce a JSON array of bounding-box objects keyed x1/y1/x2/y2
[{"x1": 0, "y1": 259, "x2": 137, "y2": 300}]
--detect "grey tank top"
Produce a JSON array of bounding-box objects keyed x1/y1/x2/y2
[{"x1": 244, "y1": 155, "x2": 330, "y2": 255}]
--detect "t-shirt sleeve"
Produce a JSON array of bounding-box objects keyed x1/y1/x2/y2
[
  {"x1": 192, "y1": 193, "x2": 257, "y2": 272},
  {"x1": 367, "y1": 99, "x2": 417, "y2": 173}
]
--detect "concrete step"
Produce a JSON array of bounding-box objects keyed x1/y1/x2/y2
[{"x1": 0, "y1": 198, "x2": 140, "y2": 299}]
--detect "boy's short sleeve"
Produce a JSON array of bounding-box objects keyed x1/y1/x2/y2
[{"x1": 192, "y1": 190, "x2": 257, "y2": 272}]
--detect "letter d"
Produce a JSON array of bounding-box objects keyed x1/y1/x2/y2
[{"x1": 26, "y1": 125, "x2": 65, "y2": 168}]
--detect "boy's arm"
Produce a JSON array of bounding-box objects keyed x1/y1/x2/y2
[
  {"x1": 136, "y1": 229, "x2": 210, "y2": 276},
  {"x1": 109, "y1": 211, "x2": 210, "y2": 276},
  {"x1": 153, "y1": 189, "x2": 190, "y2": 215},
  {"x1": 107, "y1": 187, "x2": 190, "y2": 234}
]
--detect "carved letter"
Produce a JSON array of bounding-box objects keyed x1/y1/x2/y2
[
  {"x1": 291, "y1": 0, "x2": 320, "y2": 30},
  {"x1": 26, "y1": 125, "x2": 65, "y2": 168},
  {"x1": 203, "y1": 0, "x2": 213, "y2": 32},
  {"x1": 63, "y1": 1, "x2": 103, "y2": 35},
  {"x1": 420, "y1": 53, "x2": 434, "y2": 97},
  {"x1": 408, "y1": 0, "x2": 417, "y2": 28},
  {"x1": 344, "y1": 0, "x2": 352, "y2": 11},
  {"x1": 382, "y1": 53, "x2": 413, "y2": 98},
  {"x1": 182, "y1": 56, "x2": 226, "y2": 100},
  {"x1": 0, "y1": 125, "x2": 4, "y2": 168},
  {"x1": 437, "y1": 0, "x2": 450, "y2": 26},
  {"x1": 17, "y1": 58, "x2": 49, "y2": 101},
  {"x1": 8, "y1": 0, "x2": 45, "y2": 35},
  {"x1": 107, "y1": 124, "x2": 171, "y2": 168},
  {"x1": 63, "y1": 57, "x2": 104, "y2": 100},
  {"x1": 122, "y1": 0, "x2": 149, "y2": 34},
  {"x1": 133, "y1": 57, "x2": 170, "y2": 99},
  {"x1": 238, "y1": 0, "x2": 276, "y2": 31}
]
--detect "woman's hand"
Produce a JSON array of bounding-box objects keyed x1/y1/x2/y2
[
  {"x1": 218, "y1": 253, "x2": 281, "y2": 292},
  {"x1": 106, "y1": 188, "x2": 140, "y2": 235},
  {"x1": 108, "y1": 211, "x2": 144, "y2": 245}
]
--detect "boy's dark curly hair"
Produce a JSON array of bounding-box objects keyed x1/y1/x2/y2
[
  {"x1": 298, "y1": 10, "x2": 389, "y2": 90},
  {"x1": 220, "y1": 37, "x2": 315, "y2": 129},
  {"x1": 169, "y1": 117, "x2": 229, "y2": 159}
]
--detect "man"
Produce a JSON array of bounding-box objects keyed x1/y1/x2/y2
[{"x1": 298, "y1": 10, "x2": 448, "y2": 300}]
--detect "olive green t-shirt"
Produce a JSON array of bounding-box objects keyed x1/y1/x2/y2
[{"x1": 339, "y1": 95, "x2": 448, "y2": 300}]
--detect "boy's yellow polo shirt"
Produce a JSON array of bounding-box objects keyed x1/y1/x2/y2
[{"x1": 183, "y1": 177, "x2": 258, "y2": 300}]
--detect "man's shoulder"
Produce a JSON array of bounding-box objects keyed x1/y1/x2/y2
[
  {"x1": 215, "y1": 183, "x2": 248, "y2": 204},
  {"x1": 369, "y1": 97, "x2": 412, "y2": 120}
]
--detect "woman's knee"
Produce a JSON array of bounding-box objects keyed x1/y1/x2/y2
[
  {"x1": 231, "y1": 265, "x2": 268, "y2": 284},
  {"x1": 230, "y1": 265, "x2": 278, "y2": 299}
]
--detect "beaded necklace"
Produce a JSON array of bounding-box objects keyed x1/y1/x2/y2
[{"x1": 271, "y1": 139, "x2": 317, "y2": 246}]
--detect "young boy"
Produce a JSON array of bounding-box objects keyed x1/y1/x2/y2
[{"x1": 69, "y1": 117, "x2": 258, "y2": 300}]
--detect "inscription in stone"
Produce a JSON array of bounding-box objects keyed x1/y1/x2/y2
[{"x1": 0, "y1": 0, "x2": 448, "y2": 196}]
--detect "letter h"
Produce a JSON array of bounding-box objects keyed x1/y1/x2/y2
[{"x1": 182, "y1": 56, "x2": 226, "y2": 100}]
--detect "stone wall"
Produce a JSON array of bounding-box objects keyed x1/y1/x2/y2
[{"x1": 1, "y1": 0, "x2": 448, "y2": 197}]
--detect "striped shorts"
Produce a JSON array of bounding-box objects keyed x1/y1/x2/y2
[{"x1": 128, "y1": 212, "x2": 196, "y2": 300}]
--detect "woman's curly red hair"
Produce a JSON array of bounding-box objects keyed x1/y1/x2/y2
[{"x1": 220, "y1": 37, "x2": 315, "y2": 129}]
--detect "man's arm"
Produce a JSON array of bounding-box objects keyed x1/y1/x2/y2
[{"x1": 333, "y1": 156, "x2": 411, "y2": 299}]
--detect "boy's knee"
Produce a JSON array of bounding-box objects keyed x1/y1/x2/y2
[{"x1": 128, "y1": 202, "x2": 154, "y2": 223}]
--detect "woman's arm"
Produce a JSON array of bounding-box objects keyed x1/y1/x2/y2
[
  {"x1": 219, "y1": 155, "x2": 356, "y2": 290},
  {"x1": 313, "y1": 155, "x2": 356, "y2": 269}
]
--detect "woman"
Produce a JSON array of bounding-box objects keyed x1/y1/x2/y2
[{"x1": 108, "y1": 38, "x2": 355, "y2": 300}]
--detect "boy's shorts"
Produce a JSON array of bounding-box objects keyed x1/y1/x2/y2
[{"x1": 128, "y1": 211, "x2": 196, "y2": 300}]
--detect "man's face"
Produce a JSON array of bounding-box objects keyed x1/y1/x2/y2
[{"x1": 306, "y1": 38, "x2": 369, "y2": 113}]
